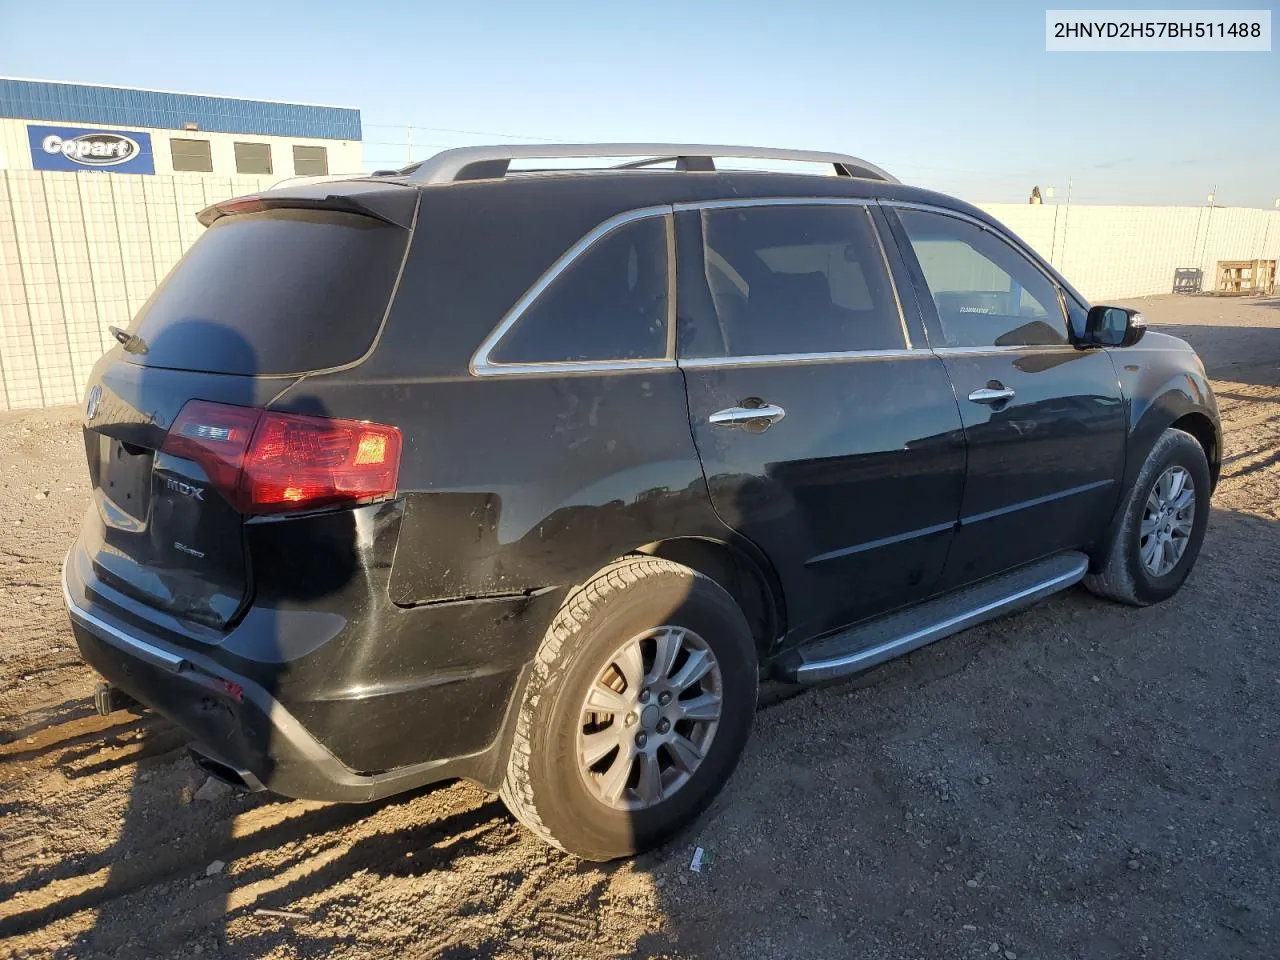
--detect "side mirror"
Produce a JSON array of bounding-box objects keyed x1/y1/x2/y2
[{"x1": 1085, "y1": 305, "x2": 1147, "y2": 347}]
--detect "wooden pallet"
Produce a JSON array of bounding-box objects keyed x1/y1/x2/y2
[{"x1": 1215, "y1": 259, "x2": 1277, "y2": 295}]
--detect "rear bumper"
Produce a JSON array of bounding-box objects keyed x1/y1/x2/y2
[{"x1": 62, "y1": 541, "x2": 548, "y2": 802}]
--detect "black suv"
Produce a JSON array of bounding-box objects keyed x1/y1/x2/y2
[{"x1": 64, "y1": 144, "x2": 1221, "y2": 861}]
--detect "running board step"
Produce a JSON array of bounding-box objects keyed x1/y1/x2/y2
[{"x1": 776, "y1": 552, "x2": 1089, "y2": 684}]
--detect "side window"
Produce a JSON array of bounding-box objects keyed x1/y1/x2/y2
[
  {"x1": 681, "y1": 205, "x2": 905, "y2": 358},
  {"x1": 489, "y1": 216, "x2": 668, "y2": 364},
  {"x1": 896, "y1": 209, "x2": 1067, "y2": 348}
]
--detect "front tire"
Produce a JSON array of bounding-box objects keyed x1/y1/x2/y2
[
  {"x1": 499, "y1": 556, "x2": 758, "y2": 861},
  {"x1": 1085, "y1": 427, "x2": 1211, "y2": 606}
]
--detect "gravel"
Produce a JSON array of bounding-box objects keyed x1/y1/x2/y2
[{"x1": 0, "y1": 293, "x2": 1277, "y2": 959}]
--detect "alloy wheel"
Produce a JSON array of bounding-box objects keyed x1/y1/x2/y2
[
  {"x1": 576, "y1": 626, "x2": 723, "y2": 811},
  {"x1": 1140, "y1": 465, "x2": 1195, "y2": 577}
]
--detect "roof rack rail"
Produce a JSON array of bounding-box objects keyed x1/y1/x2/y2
[{"x1": 405, "y1": 144, "x2": 898, "y2": 185}]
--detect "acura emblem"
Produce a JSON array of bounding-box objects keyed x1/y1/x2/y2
[{"x1": 85, "y1": 385, "x2": 102, "y2": 421}]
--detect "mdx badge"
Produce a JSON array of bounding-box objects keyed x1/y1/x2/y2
[{"x1": 166, "y1": 477, "x2": 206, "y2": 500}]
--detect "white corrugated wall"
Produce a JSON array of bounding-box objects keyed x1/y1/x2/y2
[
  {"x1": 979, "y1": 202, "x2": 1279, "y2": 301},
  {"x1": 0, "y1": 170, "x2": 271, "y2": 408}
]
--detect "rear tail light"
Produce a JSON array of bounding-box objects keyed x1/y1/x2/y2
[
  {"x1": 162, "y1": 400, "x2": 258, "y2": 500},
  {"x1": 162, "y1": 401, "x2": 402, "y2": 515},
  {"x1": 241, "y1": 411, "x2": 401, "y2": 513}
]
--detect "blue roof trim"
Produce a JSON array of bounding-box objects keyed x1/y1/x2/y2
[{"x1": 0, "y1": 79, "x2": 361, "y2": 141}]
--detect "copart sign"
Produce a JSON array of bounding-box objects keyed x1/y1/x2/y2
[{"x1": 27, "y1": 125, "x2": 155, "y2": 174}]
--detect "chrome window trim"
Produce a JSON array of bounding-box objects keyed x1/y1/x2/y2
[
  {"x1": 473, "y1": 358, "x2": 679, "y2": 378},
  {"x1": 932, "y1": 344, "x2": 1073, "y2": 356},
  {"x1": 673, "y1": 196, "x2": 875, "y2": 213},
  {"x1": 679, "y1": 348, "x2": 932, "y2": 370},
  {"x1": 883, "y1": 200, "x2": 994, "y2": 232},
  {"x1": 474, "y1": 197, "x2": 1072, "y2": 378},
  {"x1": 470, "y1": 205, "x2": 675, "y2": 378}
]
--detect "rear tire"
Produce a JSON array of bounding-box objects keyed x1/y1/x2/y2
[
  {"x1": 1085, "y1": 427, "x2": 1210, "y2": 606},
  {"x1": 499, "y1": 556, "x2": 757, "y2": 861}
]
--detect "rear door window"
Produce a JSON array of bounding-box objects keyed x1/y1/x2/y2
[
  {"x1": 126, "y1": 208, "x2": 408, "y2": 376},
  {"x1": 681, "y1": 204, "x2": 906, "y2": 358},
  {"x1": 895, "y1": 209, "x2": 1067, "y2": 348},
  {"x1": 488, "y1": 215, "x2": 669, "y2": 364}
]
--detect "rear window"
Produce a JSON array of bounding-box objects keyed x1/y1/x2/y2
[{"x1": 126, "y1": 208, "x2": 407, "y2": 376}]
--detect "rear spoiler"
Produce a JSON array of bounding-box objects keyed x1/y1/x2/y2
[{"x1": 197, "y1": 180, "x2": 417, "y2": 229}]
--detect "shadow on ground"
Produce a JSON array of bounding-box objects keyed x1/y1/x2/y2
[
  {"x1": 3, "y1": 504, "x2": 1278, "y2": 960},
  {"x1": 1149, "y1": 321, "x2": 1280, "y2": 386}
]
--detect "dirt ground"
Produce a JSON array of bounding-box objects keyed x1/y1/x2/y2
[{"x1": 1, "y1": 294, "x2": 1277, "y2": 960}]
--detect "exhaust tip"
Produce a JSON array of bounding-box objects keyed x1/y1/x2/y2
[{"x1": 188, "y1": 747, "x2": 266, "y2": 792}]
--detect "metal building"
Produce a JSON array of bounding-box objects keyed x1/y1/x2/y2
[{"x1": 0, "y1": 77, "x2": 362, "y2": 180}]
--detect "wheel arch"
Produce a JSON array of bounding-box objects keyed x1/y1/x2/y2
[
  {"x1": 1094, "y1": 394, "x2": 1220, "y2": 572},
  {"x1": 633, "y1": 536, "x2": 785, "y2": 658},
  {"x1": 1122, "y1": 357, "x2": 1221, "y2": 491},
  {"x1": 1169, "y1": 410, "x2": 1221, "y2": 491}
]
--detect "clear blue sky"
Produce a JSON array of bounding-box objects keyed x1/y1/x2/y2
[{"x1": 2, "y1": 0, "x2": 1276, "y2": 206}]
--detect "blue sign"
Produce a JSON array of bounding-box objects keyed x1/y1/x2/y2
[{"x1": 27, "y1": 124, "x2": 155, "y2": 175}]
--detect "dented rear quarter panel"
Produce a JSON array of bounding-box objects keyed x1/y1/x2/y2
[
  {"x1": 273, "y1": 369, "x2": 729, "y2": 605},
  {"x1": 250, "y1": 366, "x2": 735, "y2": 774}
]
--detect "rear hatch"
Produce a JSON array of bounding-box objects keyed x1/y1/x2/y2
[{"x1": 80, "y1": 184, "x2": 415, "y2": 631}]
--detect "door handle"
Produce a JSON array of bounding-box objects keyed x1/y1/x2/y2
[
  {"x1": 709, "y1": 403, "x2": 786, "y2": 430},
  {"x1": 967, "y1": 386, "x2": 1016, "y2": 405}
]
